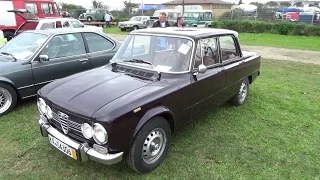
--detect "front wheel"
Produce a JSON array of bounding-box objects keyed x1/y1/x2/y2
[
  {"x1": 126, "y1": 116, "x2": 172, "y2": 173},
  {"x1": 229, "y1": 78, "x2": 250, "y2": 106},
  {"x1": 0, "y1": 83, "x2": 17, "y2": 116}
]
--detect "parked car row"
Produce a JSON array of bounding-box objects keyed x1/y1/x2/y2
[{"x1": 0, "y1": 26, "x2": 261, "y2": 173}]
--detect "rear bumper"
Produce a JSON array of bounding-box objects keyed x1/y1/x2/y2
[{"x1": 38, "y1": 118, "x2": 123, "y2": 165}]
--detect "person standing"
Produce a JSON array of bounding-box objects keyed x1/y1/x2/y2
[
  {"x1": 152, "y1": 12, "x2": 170, "y2": 27},
  {"x1": 104, "y1": 13, "x2": 111, "y2": 28},
  {"x1": 173, "y1": 17, "x2": 185, "y2": 27}
]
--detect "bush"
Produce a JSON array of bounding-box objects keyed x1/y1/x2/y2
[{"x1": 211, "y1": 20, "x2": 320, "y2": 36}]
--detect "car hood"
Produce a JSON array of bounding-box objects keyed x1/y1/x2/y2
[
  {"x1": 0, "y1": 57, "x2": 22, "y2": 75},
  {"x1": 40, "y1": 67, "x2": 155, "y2": 118}
]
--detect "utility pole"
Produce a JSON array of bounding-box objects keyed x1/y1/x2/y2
[
  {"x1": 129, "y1": 0, "x2": 131, "y2": 18},
  {"x1": 141, "y1": 0, "x2": 144, "y2": 16},
  {"x1": 182, "y1": 0, "x2": 185, "y2": 15}
]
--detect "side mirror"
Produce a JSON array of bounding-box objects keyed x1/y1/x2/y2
[
  {"x1": 39, "y1": 54, "x2": 49, "y2": 62},
  {"x1": 198, "y1": 64, "x2": 207, "y2": 74}
]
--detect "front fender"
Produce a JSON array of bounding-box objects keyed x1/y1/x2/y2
[{"x1": 132, "y1": 106, "x2": 174, "y2": 138}]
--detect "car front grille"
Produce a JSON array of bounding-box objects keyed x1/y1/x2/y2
[{"x1": 48, "y1": 105, "x2": 95, "y2": 144}]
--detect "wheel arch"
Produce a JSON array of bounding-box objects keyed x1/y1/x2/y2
[
  {"x1": 0, "y1": 77, "x2": 21, "y2": 100},
  {"x1": 132, "y1": 106, "x2": 175, "y2": 139}
]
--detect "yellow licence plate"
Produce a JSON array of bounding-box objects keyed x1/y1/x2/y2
[{"x1": 48, "y1": 134, "x2": 77, "y2": 160}]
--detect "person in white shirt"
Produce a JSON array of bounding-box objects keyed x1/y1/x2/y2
[
  {"x1": 152, "y1": 12, "x2": 170, "y2": 28},
  {"x1": 104, "y1": 13, "x2": 111, "y2": 28}
]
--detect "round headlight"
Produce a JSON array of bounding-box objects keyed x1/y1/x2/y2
[
  {"x1": 81, "y1": 123, "x2": 93, "y2": 139},
  {"x1": 37, "y1": 98, "x2": 47, "y2": 114},
  {"x1": 93, "y1": 123, "x2": 108, "y2": 145},
  {"x1": 45, "y1": 105, "x2": 53, "y2": 119}
]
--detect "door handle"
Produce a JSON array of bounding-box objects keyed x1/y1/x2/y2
[{"x1": 78, "y1": 59, "x2": 88, "y2": 63}]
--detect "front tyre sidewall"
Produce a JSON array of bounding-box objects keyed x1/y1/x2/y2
[
  {"x1": 0, "y1": 83, "x2": 17, "y2": 116},
  {"x1": 127, "y1": 116, "x2": 172, "y2": 173}
]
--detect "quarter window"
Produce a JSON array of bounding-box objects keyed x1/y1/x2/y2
[
  {"x1": 41, "y1": 33, "x2": 86, "y2": 59},
  {"x1": 219, "y1": 35, "x2": 239, "y2": 62},
  {"x1": 83, "y1": 33, "x2": 114, "y2": 53}
]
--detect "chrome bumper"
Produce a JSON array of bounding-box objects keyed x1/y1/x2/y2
[{"x1": 38, "y1": 118, "x2": 123, "y2": 165}]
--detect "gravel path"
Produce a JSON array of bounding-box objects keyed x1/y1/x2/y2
[{"x1": 109, "y1": 34, "x2": 320, "y2": 65}]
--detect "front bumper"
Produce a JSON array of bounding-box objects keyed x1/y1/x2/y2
[{"x1": 38, "y1": 118, "x2": 123, "y2": 165}]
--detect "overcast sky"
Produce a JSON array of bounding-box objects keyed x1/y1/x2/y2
[
  {"x1": 55, "y1": 0, "x2": 175, "y2": 10},
  {"x1": 55, "y1": 0, "x2": 293, "y2": 10}
]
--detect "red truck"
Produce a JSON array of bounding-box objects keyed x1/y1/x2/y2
[{"x1": 0, "y1": 0, "x2": 61, "y2": 40}]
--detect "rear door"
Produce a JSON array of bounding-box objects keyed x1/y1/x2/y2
[
  {"x1": 31, "y1": 33, "x2": 90, "y2": 91},
  {"x1": 218, "y1": 35, "x2": 247, "y2": 98}
]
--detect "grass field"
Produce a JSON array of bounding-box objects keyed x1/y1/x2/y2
[
  {"x1": 0, "y1": 59, "x2": 320, "y2": 179},
  {"x1": 103, "y1": 26, "x2": 320, "y2": 52}
]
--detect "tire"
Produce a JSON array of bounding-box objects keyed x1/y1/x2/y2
[
  {"x1": 229, "y1": 78, "x2": 250, "y2": 106},
  {"x1": 133, "y1": 25, "x2": 139, "y2": 30},
  {"x1": 3, "y1": 31, "x2": 14, "y2": 41},
  {"x1": 121, "y1": 28, "x2": 126, "y2": 31},
  {"x1": 126, "y1": 116, "x2": 172, "y2": 173},
  {"x1": 87, "y1": 17, "x2": 92, "y2": 22},
  {"x1": 0, "y1": 83, "x2": 17, "y2": 116}
]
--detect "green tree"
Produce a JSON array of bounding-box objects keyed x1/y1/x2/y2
[
  {"x1": 265, "y1": 1, "x2": 278, "y2": 7},
  {"x1": 92, "y1": 0, "x2": 104, "y2": 8}
]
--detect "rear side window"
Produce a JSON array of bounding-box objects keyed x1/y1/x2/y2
[
  {"x1": 19, "y1": 22, "x2": 39, "y2": 30},
  {"x1": 40, "y1": 22, "x2": 55, "y2": 30}
]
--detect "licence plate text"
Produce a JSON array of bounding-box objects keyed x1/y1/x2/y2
[{"x1": 48, "y1": 134, "x2": 77, "y2": 160}]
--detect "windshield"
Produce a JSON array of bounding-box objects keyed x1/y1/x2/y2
[
  {"x1": 112, "y1": 34, "x2": 193, "y2": 73},
  {"x1": 0, "y1": 32, "x2": 48, "y2": 60},
  {"x1": 130, "y1": 16, "x2": 142, "y2": 21}
]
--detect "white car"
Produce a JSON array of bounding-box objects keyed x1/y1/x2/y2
[{"x1": 9, "y1": 9, "x2": 103, "y2": 37}]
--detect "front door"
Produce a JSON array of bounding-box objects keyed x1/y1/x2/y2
[
  {"x1": 189, "y1": 37, "x2": 226, "y2": 121},
  {"x1": 82, "y1": 32, "x2": 117, "y2": 68},
  {"x1": 31, "y1": 33, "x2": 90, "y2": 91}
]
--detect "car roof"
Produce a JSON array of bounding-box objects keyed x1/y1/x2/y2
[
  {"x1": 28, "y1": 18, "x2": 78, "y2": 22},
  {"x1": 129, "y1": 27, "x2": 238, "y2": 39},
  {"x1": 22, "y1": 28, "x2": 101, "y2": 36}
]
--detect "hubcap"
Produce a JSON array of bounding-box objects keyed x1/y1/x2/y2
[
  {"x1": 142, "y1": 128, "x2": 167, "y2": 164},
  {"x1": 0, "y1": 87, "x2": 12, "y2": 114},
  {"x1": 239, "y1": 81, "x2": 248, "y2": 102}
]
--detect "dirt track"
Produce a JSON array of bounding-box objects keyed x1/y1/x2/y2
[{"x1": 109, "y1": 34, "x2": 320, "y2": 65}]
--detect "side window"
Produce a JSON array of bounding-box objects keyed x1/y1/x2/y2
[
  {"x1": 194, "y1": 37, "x2": 219, "y2": 68},
  {"x1": 219, "y1": 35, "x2": 239, "y2": 62},
  {"x1": 41, "y1": 3, "x2": 54, "y2": 15},
  {"x1": 41, "y1": 33, "x2": 86, "y2": 59},
  {"x1": 40, "y1": 22, "x2": 55, "y2": 29},
  {"x1": 204, "y1": 12, "x2": 212, "y2": 20},
  {"x1": 25, "y1": 3, "x2": 38, "y2": 15},
  {"x1": 83, "y1": 33, "x2": 114, "y2": 53},
  {"x1": 62, "y1": 21, "x2": 70, "y2": 28},
  {"x1": 70, "y1": 20, "x2": 83, "y2": 28}
]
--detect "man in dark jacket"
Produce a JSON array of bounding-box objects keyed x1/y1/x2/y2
[{"x1": 152, "y1": 12, "x2": 170, "y2": 27}]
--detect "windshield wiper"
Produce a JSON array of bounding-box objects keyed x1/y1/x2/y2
[
  {"x1": 122, "y1": 59, "x2": 161, "y2": 80},
  {"x1": 0, "y1": 52, "x2": 17, "y2": 61}
]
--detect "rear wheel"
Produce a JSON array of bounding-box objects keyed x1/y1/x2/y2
[
  {"x1": 0, "y1": 83, "x2": 17, "y2": 116},
  {"x1": 126, "y1": 116, "x2": 172, "y2": 173},
  {"x1": 229, "y1": 78, "x2": 250, "y2": 106},
  {"x1": 133, "y1": 25, "x2": 139, "y2": 30}
]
